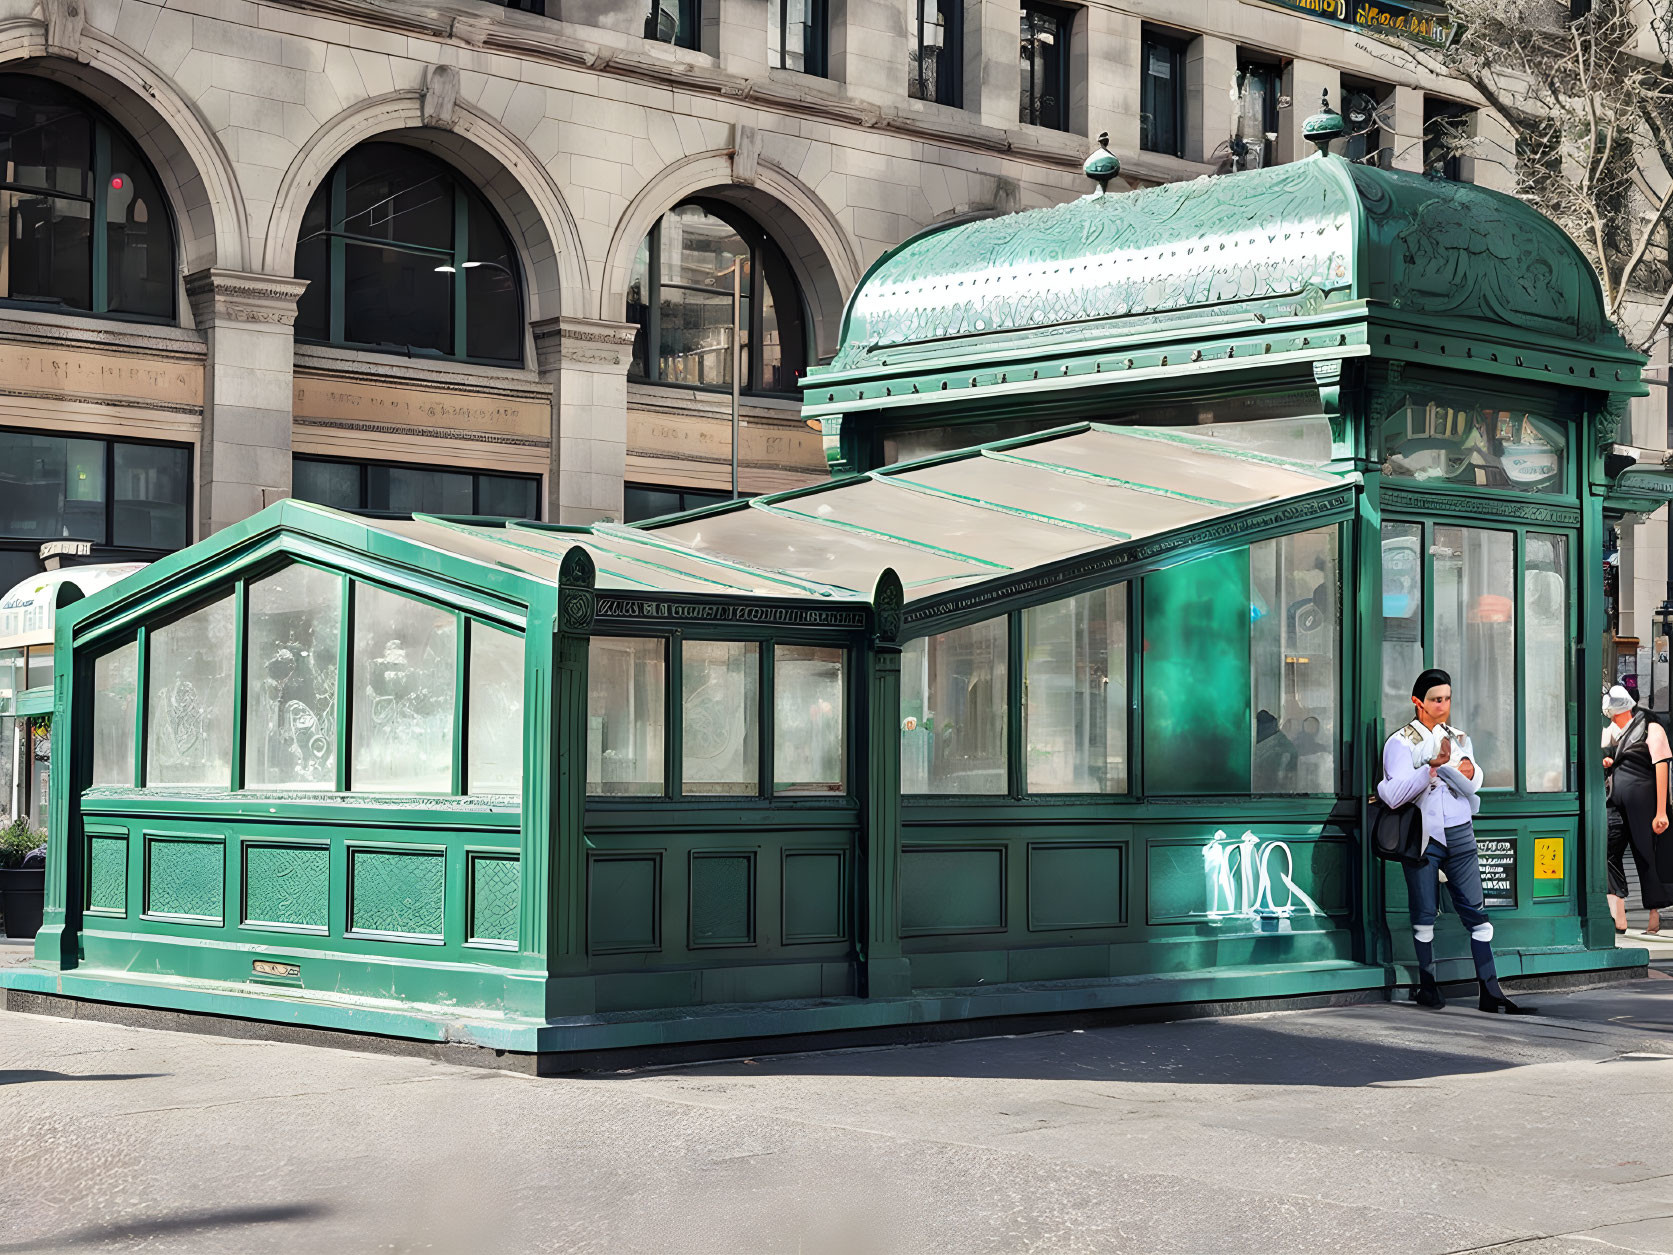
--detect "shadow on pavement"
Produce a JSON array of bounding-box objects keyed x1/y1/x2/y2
[
  {"x1": 0, "y1": 1070, "x2": 166, "y2": 1086},
  {"x1": 0, "y1": 1204, "x2": 329, "y2": 1252}
]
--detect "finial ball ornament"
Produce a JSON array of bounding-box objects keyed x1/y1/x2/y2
[
  {"x1": 1302, "y1": 89, "x2": 1347, "y2": 154},
  {"x1": 1083, "y1": 131, "x2": 1120, "y2": 194}
]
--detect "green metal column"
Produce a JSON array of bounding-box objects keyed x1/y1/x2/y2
[
  {"x1": 1350, "y1": 364, "x2": 1389, "y2": 972},
  {"x1": 861, "y1": 570, "x2": 909, "y2": 997},
  {"x1": 1577, "y1": 400, "x2": 1614, "y2": 949},
  {"x1": 34, "y1": 615, "x2": 84, "y2": 971}
]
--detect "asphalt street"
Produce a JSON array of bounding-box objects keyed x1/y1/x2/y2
[{"x1": 1, "y1": 944, "x2": 1672, "y2": 1255}]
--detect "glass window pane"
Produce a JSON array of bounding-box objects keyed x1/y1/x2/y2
[
  {"x1": 342, "y1": 144, "x2": 453, "y2": 250},
  {"x1": 468, "y1": 623, "x2": 524, "y2": 796},
  {"x1": 104, "y1": 129, "x2": 174, "y2": 318},
  {"x1": 1025, "y1": 586, "x2": 1126, "y2": 793},
  {"x1": 661, "y1": 204, "x2": 747, "y2": 289},
  {"x1": 343, "y1": 240, "x2": 453, "y2": 356},
  {"x1": 1382, "y1": 403, "x2": 1565, "y2": 496},
  {"x1": 588, "y1": 636, "x2": 666, "y2": 795},
  {"x1": 294, "y1": 183, "x2": 330, "y2": 342},
  {"x1": 368, "y1": 465, "x2": 473, "y2": 515},
  {"x1": 1434, "y1": 526, "x2": 1515, "y2": 787},
  {"x1": 478, "y1": 475, "x2": 538, "y2": 521},
  {"x1": 246, "y1": 564, "x2": 341, "y2": 789},
  {"x1": 292, "y1": 459, "x2": 361, "y2": 511},
  {"x1": 464, "y1": 202, "x2": 521, "y2": 363},
  {"x1": 759, "y1": 240, "x2": 807, "y2": 393},
  {"x1": 774, "y1": 644, "x2": 844, "y2": 794},
  {"x1": 659, "y1": 286, "x2": 737, "y2": 387},
  {"x1": 1251, "y1": 527, "x2": 1340, "y2": 794},
  {"x1": 146, "y1": 593, "x2": 235, "y2": 787},
  {"x1": 1381, "y1": 521, "x2": 1423, "y2": 736},
  {"x1": 113, "y1": 443, "x2": 189, "y2": 550},
  {"x1": 0, "y1": 433, "x2": 106, "y2": 542},
  {"x1": 1525, "y1": 533, "x2": 1569, "y2": 792},
  {"x1": 901, "y1": 616, "x2": 1008, "y2": 795},
  {"x1": 0, "y1": 190, "x2": 91, "y2": 309},
  {"x1": 1142, "y1": 549, "x2": 1251, "y2": 794},
  {"x1": 0, "y1": 84, "x2": 91, "y2": 195},
  {"x1": 626, "y1": 234, "x2": 651, "y2": 380},
  {"x1": 0, "y1": 648, "x2": 20, "y2": 707},
  {"x1": 682, "y1": 640, "x2": 759, "y2": 795},
  {"x1": 25, "y1": 646, "x2": 51, "y2": 691},
  {"x1": 91, "y1": 640, "x2": 137, "y2": 787},
  {"x1": 351, "y1": 583, "x2": 456, "y2": 793}
]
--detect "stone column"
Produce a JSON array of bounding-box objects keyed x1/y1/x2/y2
[
  {"x1": 716, "y1": 0, "x2": 770, "y2": 76},
  {"x1": 965, "y1": 0, "x2": 1020, "y2": 131},
  {"x1": 534, "y1": 316, "x2": 640, "y2": 526},
  {"x1": 1280, "y1": 60, "x2": 1340, "y2": 165},
  {"x1": 184, "y1": 269, "x2": 310, "y2": 538},
  {"x1": 1185, "y1": 34, "x2": 1237, "y2": 165},
  {"x1": 1389, "y1": 85, "x2": 1425, "y2": 173},
  {"x1": 830, "y1": 0, "x2": 906, "y2": 100},
  {"x1": 1085, "y1": 7, "x2": 1141, "y2": 151}
]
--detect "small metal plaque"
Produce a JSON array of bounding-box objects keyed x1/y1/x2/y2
[{"x1": 252, "y1": 960, "x2": 301, "y2": 980}]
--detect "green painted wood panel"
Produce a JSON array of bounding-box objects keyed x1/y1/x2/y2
[
  {"x1": 244, "y1": 844, "x2": 329, "y2": 930},
  {"x1": 145, "y1": 837, "x2": 224, "y2": 921},
  {"x1": 782, "y1": 850, "x2": 846, "y2": 943},
  {"x1": 589, "y1": 854, "x2": 660, "y2": 953},
  {"x1": 690, "y1": 853, "x2": 754, "y2": 947},
  {"x1": 350, "y1": 849, "x2": 445, "y2": 937},
  {"x1": 86, "y1": 836, "x2": 127, "y2": 915},
  {"x1": 1148, "y1": 834, "x2": 1348, "y2": 925},
  {"x1": 1027, "y1": 843, "x2": 1124, "y2": 930},
  {"x1": 900, "y1": 847, "x2": 1005, "y2": 935},
  {"x1": 1143, "y1": 549, "x2": 1251, "y2": 794},
  {"x1": 470, "y1": 855, "x2": 520, "y2": 943}
]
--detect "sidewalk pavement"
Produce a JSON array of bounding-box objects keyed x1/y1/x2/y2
[{"x1": 2, "y1": 967, "x2": 1672, "y2": 1254}]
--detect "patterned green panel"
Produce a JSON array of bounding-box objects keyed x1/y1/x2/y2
[
  {"x1": 900, "y1": 847, "x2": 1004, "y2": 935},
  {"x1": 589, "y1": 855, "x2": 659, "y2": 953},
  {"x1": 1029, "y1": 844, "x2": 1123, "y2": 930},
  {"x1": 783, "y1": 851, "x2": 846, "y2": 944},
  {"x1": 244, "y1": 845, "x2": 329, "y2": 929},
  {"x1": 350, "y1": 850, "x2": 445, "y2": 937},
  {"x1": 690, "y1": 854, "x2": 753, "y2": 947},
  {"x1": 470, "y1": 856, "x2": 520, "y2": 943},
  {"x1": 86, "y1": 836, "x2": 128, "y2": 914},
  {"x1": 147, "y1": 839, "x2": 224, "y2": 921}
]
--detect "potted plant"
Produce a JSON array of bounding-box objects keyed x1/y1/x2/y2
[{"x1": 0, "y1": 818, "x2": 46, "y2": 940}]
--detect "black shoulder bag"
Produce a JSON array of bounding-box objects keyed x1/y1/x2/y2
[{"x1": 1368, "y1": 734, "x2": 1425, "y2": 864}]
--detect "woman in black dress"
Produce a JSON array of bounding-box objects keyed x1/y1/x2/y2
[{"x1": 1603, "y1": 686, "x2": 1672, "y2": 934}]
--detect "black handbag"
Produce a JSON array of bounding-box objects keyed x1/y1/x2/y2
[{"x1": 1368, "y1": 796, "x2": 1424, "y2": 863}]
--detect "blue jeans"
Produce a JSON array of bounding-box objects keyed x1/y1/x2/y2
[{"x1": 1403, "y1": 823, "x2": 1491, "y2": 932}]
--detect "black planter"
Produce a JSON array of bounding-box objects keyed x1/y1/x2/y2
[{"x1": 0, "y1": 867, "x2": 44, "y2": 939}]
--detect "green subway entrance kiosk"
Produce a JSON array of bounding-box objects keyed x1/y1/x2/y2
[{"x1": 6, "y1": 120, "x2": 1655, "y2": 1062}]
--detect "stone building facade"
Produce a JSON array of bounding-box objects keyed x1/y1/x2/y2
[{"x1": 0, "y1": 0, "x2": 1504, "y2": 593}]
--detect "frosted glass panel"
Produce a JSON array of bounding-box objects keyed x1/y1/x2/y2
[
  {"x1": 1381, "y1": 521, "x2": 1423, "y2": 737},
  {"x1": 901, "y1": 616, "x2": 1008, "y2": 795},
  {"x1": 682, "y1": 640, "x2": 759, "y2": 795},
  {"x1": 351, "y1": 583, "x2": 456, "y2": 793},
  {"x1": 1024, "y1": 586, "x2": 1127, "y2": 793},
  {"x1": 1435, "y1": 526, "x2": 1514, "y2": 788},
  {"x1": 774, "y1": 645, "x2": 844, "y2": 794},
  {"x1": 468, "y1": 624, "x2": 524, "y2": 796},
  {"x1": 902, "y1": 459, "x2": 1220, "y2": 538},
  {"x1": 1524, "y1": 533, "x2": 1568, "y2": 792},
  {"x1": 146, "y1": 594, "x2": 236, "y2": 787},
  {"x1": 245, "y1": 564, "x2": 341, "y2": 789},
  {"x1": 91, "y1": 640, "x2": 138, "y2": 787},
  {"x1": 1250, "y1": 527, "x2": 1339, "y2": 794},
  {"x1": 588, "y1": 636, "x2": 665, "y2": 795}
]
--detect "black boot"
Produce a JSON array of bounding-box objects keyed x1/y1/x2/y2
[
  {"x1": 1477, "y1": 983, "x2": 1537, "y2": 1015},
  {"x1": 1412, "y1": 972, "x2": 1445, "y2": 1009}
]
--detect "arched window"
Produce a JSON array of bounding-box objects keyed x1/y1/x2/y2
[
  {"x1": 294, "y1": 143, "x2": 522, "y2": 364},
  {"x1": 627, "y1": 199, "x2": 809, "y2": 396},
  {"x1": 0, "y1": 75, "x2": 175, "y2": 320}
]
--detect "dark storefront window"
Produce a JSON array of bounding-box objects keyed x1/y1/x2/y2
[
  {"x1": 908, "y1": 0, "x2": 962, "y2": 107},
  {"x1": 1140, "y1": 31, "x2": 1187, "y2": 157},
  {"x1": 1424, "y1": 98, "x2": 1473, "y2": 181},
  {"x1": 626, "y1": 199, "x2": 809, "y2": 396},
  {"x1": 1235, "y1": 58, "x2": 1282, "y2": 169},
  {"x1": 293, "y1": 143, "x2": 523, "y2": 364},
  {"x1": 646, "y1": 0, "x2": 701, "y2": 48},
  {"x1": 624, "y1": 483, "x2": 732, "y2": 522},
  {"x1": 1019, "y1": 3, "x2": 1072, "y2": 131},
  {"x1": 292, "y1": 456, "x2": 539, "y2": 520},
  {"x1": 770, "y1": 0, "x2": 827, "y2": 75},
  {"x1": 1341, "y1": 80, "x2": 1391, "y2": 168},
  {"x1": 0, "y1": 430, "x2": 189, "y2": 551},
  {"x1": 0, "y1": 74, "x2": 175, "y2": 320}
]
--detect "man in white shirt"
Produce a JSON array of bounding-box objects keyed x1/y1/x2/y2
[{"x1": 1377, "y1": 667, "x2": 1533, "y2": 1014}]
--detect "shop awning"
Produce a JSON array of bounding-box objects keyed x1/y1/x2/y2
[{"x1": 378, "y1": 423, "x2": 1350, "y2": 607}]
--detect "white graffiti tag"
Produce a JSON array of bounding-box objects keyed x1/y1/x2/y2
[{"x1": 1202, "y1": 830, "x2": 1324, "y2": 921}]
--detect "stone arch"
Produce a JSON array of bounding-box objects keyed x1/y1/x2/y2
[
  {"x1": 262, "y1": 93, "x2": 589, "y2": 329},
  {"x1": 601, "y1": 153, "x2": 861, "y2": 359},
  {"x1": 0, "y1": 35, "x2": 251, "y2": 285}
]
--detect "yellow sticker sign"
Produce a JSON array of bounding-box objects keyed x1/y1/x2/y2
[{"x1": 1534, "y1": 837, "x2": 1564, "y2": 880}]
